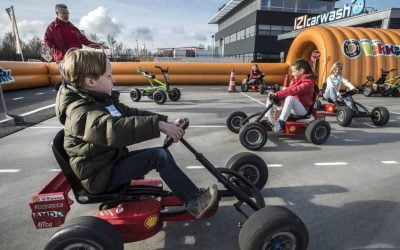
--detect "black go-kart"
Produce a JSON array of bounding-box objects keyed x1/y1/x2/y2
[
  {"x1": 30, "y1": 118, "x2": 309, "y2": 250},
  {"x1": 316, "y1": 89, "x2": 390, "y2": 127},
  {"x1": 240, "y1": 74, "x2": 281, "y2": 94}
]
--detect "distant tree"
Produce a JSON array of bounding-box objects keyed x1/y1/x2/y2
[
  {"x1": 0, "y1": 32, "x2": 19, "y2": 61},
  {"x1": 23, "y1": 36, "x2": 42, "y2": 60}
]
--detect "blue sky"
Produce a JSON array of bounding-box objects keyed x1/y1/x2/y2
[{"x1": 0, "y1": 0, "x2": 398, "y2": 52}]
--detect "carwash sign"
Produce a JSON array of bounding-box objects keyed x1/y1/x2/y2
[
  {"x1": 343, "y1": 39, "x2": 400, "y2": 59},
  {"x1": 294, "y1": 0, "x2": 365, "y2": 30}
]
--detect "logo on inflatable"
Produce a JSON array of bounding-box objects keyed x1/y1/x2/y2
[
  {"x1": 343, "y1": 39, "x2": 400, "y2": 59},
  {"x1": 351, "y1": 0, "x2": 365, "y2": 15}
]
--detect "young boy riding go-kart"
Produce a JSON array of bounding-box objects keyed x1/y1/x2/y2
[
  {"x1": 241, "y1": 64, "x2": 270, "y2": 94},
  {"x1": 29, "y1": 119, "x2": 309, "y2": 250},
  {"x1": 130, "y1": 66, "x2": 181, "y2": 104},
  {"x1": 316, "y1": 88, "x2": 390, "y2": 127},
  {"x1": 362, "y1": 68, "x2": 398, "y2": 97}
]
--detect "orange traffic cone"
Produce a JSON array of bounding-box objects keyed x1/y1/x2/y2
[
  {"x1": 227, "y1": 69, "x2": 236, "y2": 92},
  {"x1": 282, "y1": 74, "x2": 290, "y2": 89}
]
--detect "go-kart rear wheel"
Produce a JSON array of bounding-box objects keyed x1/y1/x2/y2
[
  {"x1": 225, "y1": 152, "x2": 268, "y2": 191},
  {"x1": 363, "y1": 87, "x2": 372, "y2": 97},
  {"x1": 336, "y1": 106, "x2": 353, "y2": 127},
  {"x1": 168, "y1": 88, "x2": 181, "y2": 101},
  {"x1": 239, "y1": 122, "x2": 268, "y2": 151},
  {"x1": 45, "y1": 216, "x2": 123, "y2": 250},
  {"x1": 239, "y1": 206, "x2": 309, "y2": 250},
  {"x1": 371, "y1": 107, "x2": 389, "y2": 126},
  {"x1": 130, "y1": 88, "x2": 141, "y2": 102},
  {"x1": 259, "y1": 84, "x2": 266, "y2": 94},
  {"x1": 305, "y1": 119, "x2": 330, "y2": 145},
  {"x1": 153, "y1": 90, "x2": 167, "y2": 104},
  {"x1": 391, "y1": 87, "x2": 400, "y2": 97},
  {"x1": 226, "y1": 111, "x2": 248, "y2": 134},
  {"x1": 241, "y1": 84, "x2": 249, "y2": 92}
]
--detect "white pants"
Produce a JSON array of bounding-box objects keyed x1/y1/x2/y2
[
  {"x1": 265, "y1": 96, "x2": 307, "y2": 122},
  {"x1": 323, "y1": 87, "x2": 353, "y2": 108}
]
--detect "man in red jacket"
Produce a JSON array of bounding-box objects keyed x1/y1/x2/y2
[
  {"x1": 44, "y1": 4, "x2": 109, "y2": 89},
  {"x1": 265, "y1": 59, "x2": 316, "y2": 132}
]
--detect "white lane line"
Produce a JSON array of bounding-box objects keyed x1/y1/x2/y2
[
  {"x1": 344, "y1": 139, "x2": 364, "y2": 142},
  {"x1": 49, "y1": 169, "x2": 61, "y2": 172},
  {"x1": 269, "y1": 164, "x2": 283, "y2": 167},
  {"x1": 12, "y1": 97, "x2": 24, "y2": 100},
  {"x1": 331, "y1": 135, "x2": 339, "y2": 139},
  {"x1": 240, "y1": 92, "x2": 265, "y2": 106},
  {"x1": 28, "y1": 126, "x2": 63, "y2": 129},
  {"x1": 382, "y1": 161, "x2": 398, "y2": 164},
  {"x1": 186, "y1": 166, "x2": 205, "y2": 169},
  {"x1": 36, "y1": 92, "x2": 45, "y2": 95},
  {"x1": 210, "y1": 88, "x2": 221, "y2": 90},
  {"x1": 363, "y1": 123, "x2": 376, "y2": 128},
  {"x1": 315, "y1": 162, "x2": 348, "y2": 166},
  {"x1": 0, "y1": 169, "x2": 20, "y2": 173},
  {"x1": 20, "y1": 104, "x2": 55, "y2": 117}
]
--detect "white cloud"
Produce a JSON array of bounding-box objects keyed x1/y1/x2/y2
[
  {"x1": 171, "y1": 25, "x2": 186, "y2": 34},
  {"x1": 18, "y1": 20, "x2": 45, "y2": 41},
  {"x1": 187, "y1": 31, "x2": 207, "y2": 41},
  {"x1": 130, "y1": 26, "x2": 154, "y2": 42},
  {"x1": 78, "y1": 6, "x2": 122, "y2": 40}
]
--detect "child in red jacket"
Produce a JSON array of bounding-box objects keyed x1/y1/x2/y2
[{"x1": 265, "y1": 59, "x2": 316, "y2": 132}]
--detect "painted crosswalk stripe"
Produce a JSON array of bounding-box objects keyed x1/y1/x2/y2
[
  {"x1": 314, "y1": 162, "x2": 347, "y2": 166},
  {"x1": 382, "y1": 161, "x2": 398, "y2": 164},
  {"x1": 0, "y1": 169, "x2": 20, "y2": 173}
]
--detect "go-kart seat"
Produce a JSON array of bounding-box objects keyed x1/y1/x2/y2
[{"x1": 52, "y1": 130, "x2": 131, "y2": 204}]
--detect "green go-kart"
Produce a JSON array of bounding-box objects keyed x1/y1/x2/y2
[{"x1": 130, "y1": 66, "x2": 181, "y2": 105}]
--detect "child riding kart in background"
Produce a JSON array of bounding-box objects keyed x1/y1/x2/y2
[
  {"x1": 55, "y1": 48, "x2": 218, "y2": 219},
  {"x1": 248, "y1": 64, "x2": 265, "y2": 85},
  {"x1": 323, "y1": 61, "x2": 358, "y2": 109},
  {"x1": 264, "y1": 59, "x2": 316, "y2": 132}
]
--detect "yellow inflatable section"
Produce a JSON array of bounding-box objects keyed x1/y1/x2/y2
[
  {"x1": 287, "y1": 26, "x2": 400, "y2": 87},
  {"x1": 2, "y1": 26, "x2": 400, "y2": 90}
]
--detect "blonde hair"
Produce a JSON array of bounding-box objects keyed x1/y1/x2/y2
[
  {"x1": 62, "y1": 49, "x2": 108, "y2": 89},
  {"x1": 330, "y1": 61, "x2": 343, "y2": 74}
]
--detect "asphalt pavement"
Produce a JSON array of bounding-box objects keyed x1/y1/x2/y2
[{"x1": 0, "y1": 85, "x2": 399, "y2": 250}]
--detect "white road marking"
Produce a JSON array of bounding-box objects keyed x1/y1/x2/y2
[
  {"x1": 49, "y1": 169, "x2": 61, "y2": 171},
  {"x1": 343, "y1": 139, "x2": 364, "y2": 142},
  {"x1": 382, "y1": 161, "x2": 398, "y2": 164},
  {"x1": 210, "y1": 88, "x2": 221, "y2": 90},
  {"x1": 186, "y1": 166, "x2": 205, "y2": 169},
  {"x1": 331, "y1": 135, "x2": 339, "y2": 139},
  {"x1": 269, "y1": 164, "x2": 283, "y2": 167},
  {"x1": 20, "y1": 104, "x2": 55, "y2": 117},
  {"x1": 27, "y1": 126, "x2": 63, "y2": 129},
  {"x1": 12, "y1": 97, "x2": 24, "y2": 100},
  {"x1": 363, "y1": 123, "x2": 376, "y2": 128},
  {"x1": 0, "y1": 169, "x2": 20, "y2": 173},
  {"x1": 365, "y1": 106, "x2": 400, "y2": 115},
  {"x1": 314, "y1": 162, "x2": 348, "y2": 166},
  {"x1": 35, "y1": 92, "x2": 44, "y2": 95},
  {"x1": 240, "y1": 92, "x2": 265, "y2": 106}
]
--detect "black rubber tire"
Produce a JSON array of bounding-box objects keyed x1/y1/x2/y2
[
  {"x1": 259, "y1": 84, "x2": 266, "y2": 94},
  {"x1": 241, "y1": 84, "x2": 249, "y2": 92},
  {"x1": 45, "y1": 216, "x2": 123, "y2": 250},
  {"x1": 363, "y1": 87, "x2": 372, "y2": 97},
  {"x1": 226, "y1": 111, "x2": 248, "y2": 134},
  {"x1": 382, "y1": 89, "x2": 391, "y2": 97},
  {"x1": 153, "y1": 90, "x2": 167, "y2": 104},
  {"x1": 336, "y1": 106, "x2": 353, "y2": 127},
  {"x1": 239, "y1": 206, "x2": 309, "y2": 250},
  {"x1": 225, "y1": 152, "x2": 268, "y2": 191},
  {"x1": 168, "y1": 88, "x2": 181, "y2": 101},
  {"x1": 305, "y1": 119, "x2": 330, "y2": 145},
  {"x1": 391, "y1": 87, "x2": 400, "y2": 97},
  {"x1": 130, "y1": 88, "x2": 141, "y2": 102},
  {"x1": 371, "y1": 107, "x2": 390, "y2": 126},
  {"x1": 239, "y1": 122, "x2": 268, "y2": 151}
]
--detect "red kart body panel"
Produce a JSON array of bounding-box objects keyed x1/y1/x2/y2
[{"x1": 284, "y1": 121, "x2": 307, "y2": 135}]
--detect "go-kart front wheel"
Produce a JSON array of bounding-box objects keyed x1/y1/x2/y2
[
  {"x1": 239, "y1": 206, "x2": 309, "y2": 250},
  {"x1": 225, "y1": 152, "x2": 268, "y2": 191},
  {"x1": 241, "y1": 84, "x2": 249, "y2": 92},
  {"x1": 391, "y1": 87, "x2": 400, "y2": 97},
  {"x1": 130, "y1": 88, "x2": 141, "y2": 102},
  {"x1": 153, "y1": 90, "x2": 167, "y2": 104},
  {"x1": 45, "y1": 216, "x2": 123, "y2": 250},
  {"x1": 239, "y1": 122, "x2": 268, "y2": 151},
  {"x1": 363, "y1": 87, "x2": 372, "y2": 97},
  {"x1": 226, "y1": 111, "x2": 248, "y2": 134},
  {"x1": 168, "y1": 88, "x2": 181, "y2": 101},
  {"x1": 305, "y1": 119, "x2": 330, "y2": 145},
  {"x1": 336, "y1": 106, "x2": 353, "y2": 127},
  {"x1": 371, "y1": 107, "x2": 389, "y2": 126}
]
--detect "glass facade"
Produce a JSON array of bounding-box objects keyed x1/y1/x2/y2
[{"x1": 261, "y1": 0, "x2": 335, "y2": 13}]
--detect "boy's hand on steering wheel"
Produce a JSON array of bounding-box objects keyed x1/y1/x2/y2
[
  {"x1": 267, "y1": 92, "x2": 276, "y2": 98},
  {"x1": 158, "y1": 121, "x2": 184, "y2": 143}
]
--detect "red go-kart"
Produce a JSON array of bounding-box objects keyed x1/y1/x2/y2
[
  {"x1": 226, "y1": 95, "x2": 331, "y2": 151},
  {"x1": 29, "y1": 119, "x2": 309, "y2": 250}
]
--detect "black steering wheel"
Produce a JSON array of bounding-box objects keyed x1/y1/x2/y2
[
  {"x1": 163, "y1": 118, "x2": 189, "y2": 148},
  {"x1": 340, "y1": 89, "x2": 357, "y2": 98}
]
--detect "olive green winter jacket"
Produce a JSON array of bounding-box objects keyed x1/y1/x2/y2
[{"x1": 55, "y1": 84, "x2": 168, "y2": 194}]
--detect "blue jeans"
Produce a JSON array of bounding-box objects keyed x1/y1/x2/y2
[{"x1": 107, "y1": 147, "x2": 199, "y2": 204}]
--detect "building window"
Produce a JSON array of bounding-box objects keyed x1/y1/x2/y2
[
  {"x1": 230, "y1": 33, "x2": 237, "y2": 43},
  {"x1": 237, "y1": 29, "x2": 245, "y2": 40},
  {"x1": 224, "y1": 36, "x2": 230, "y2": 45},
  {"x1": 246, "y1": 25, "x2": 256, "y2": 38},
  {"x1": 258, "y1": 24, "x2": 271, "y2": 36},
  {"x1": 270, "y1": 25, "x2": 283, "y2": 36}
]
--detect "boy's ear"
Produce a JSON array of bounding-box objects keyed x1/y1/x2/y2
[{"x1": 84, "y1": 76, "x2": 94, "y2": 88}]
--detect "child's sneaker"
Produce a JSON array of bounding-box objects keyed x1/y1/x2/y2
[
  {"x1": 273, "y1": 120, "x2": 285, "y2": 133},
  {"x1": 185, "y1": 184, "x2": 218, "y2": 219}
]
